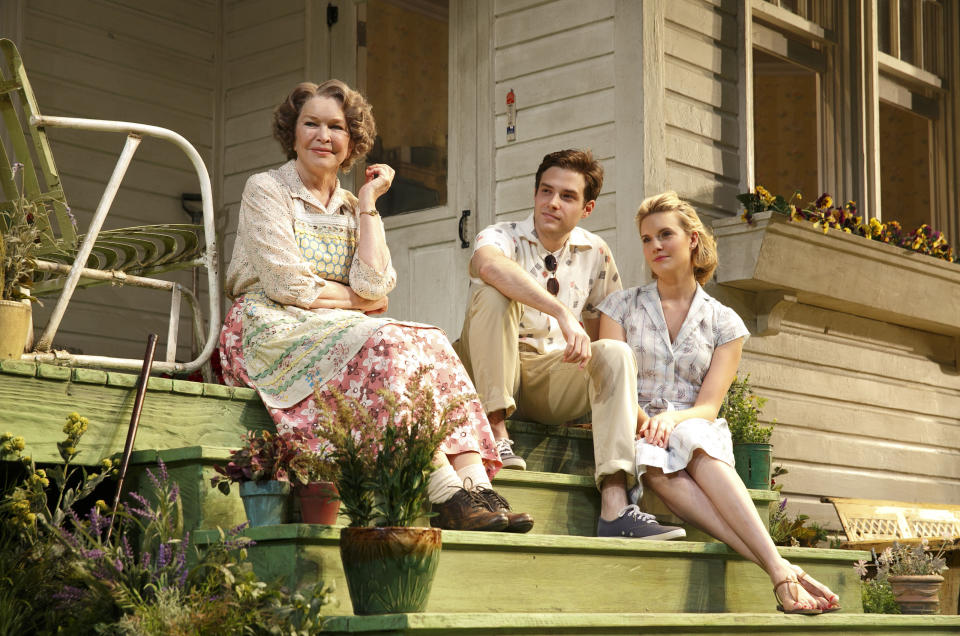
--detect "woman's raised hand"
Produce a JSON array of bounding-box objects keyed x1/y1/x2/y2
[{"x1": 357, "y1": 163, "x2": 395, "y2": 209}]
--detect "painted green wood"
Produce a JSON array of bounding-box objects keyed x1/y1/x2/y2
[
  {"x1": 125, "y1": 446, "x2": 248, "y2": 533},
  {"x1": 0, "y1": 362, "x2": 273, "y2": 465},
  {"x1": 193, "y1": 525, "x2": 867, "y2": 616},
  {"x1": 321, "y1": 612, "x2": 960, "y2": 635},
  {"x1": 491, "y1": 470, "x2": 777, "y2": 537}
]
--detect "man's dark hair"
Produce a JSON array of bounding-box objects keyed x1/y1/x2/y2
[{"x1": 534, "y1": 149, "x2": 604, "y2": 203}]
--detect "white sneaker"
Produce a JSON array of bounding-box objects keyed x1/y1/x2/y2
[{"x1": 496, "y1": 438, "x2": 526, "y2": 470}]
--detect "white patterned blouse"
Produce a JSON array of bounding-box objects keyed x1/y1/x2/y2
[
  {"x1": 598, "y1": 280, "x2": 751, "y2": 493},
  {"x1": 597, "y1": 280, "x2": 749, "y2": 412}
]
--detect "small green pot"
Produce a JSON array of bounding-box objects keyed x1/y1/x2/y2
[
  {"x1": 339, "y1": 526, "x2": 441, "y2": 615},
  {"x1": 733, "y1": 443, "x2": 773, "y2": 490},
  {"x1": 238, "y1": 480, "x2": 291, "y2": 526}
]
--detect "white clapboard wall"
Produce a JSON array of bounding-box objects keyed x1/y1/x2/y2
[
  {"x1": 10, "y1": 0, "x2": 218, "y2": 361},
  {"x1": 491, "y1": 0, "x2": 618, "y2": 258}
]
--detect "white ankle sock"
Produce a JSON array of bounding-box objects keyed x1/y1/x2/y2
[
  {"x1": 427, "y1": 465, "x2": 462, "y2": 504},
  {"x1": 456, "y1": 463, "x2": 492, "y2": 491}
]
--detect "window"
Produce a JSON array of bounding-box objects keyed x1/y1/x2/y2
[
  {"x1": 753, "y1": 50, "x2": 819, "y2": 201},
  {"x1": 879, "y1": 103, "x2": 932, "y2": 231},
  {"x1": 359, "y1": 0, "x2": 448, "y2": 217},
  {"x1": 878, "y1": 0, "x2": 944, "y2": 76}
]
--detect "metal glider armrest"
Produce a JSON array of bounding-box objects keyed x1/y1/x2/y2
[{"x1": 27, "y1": 114, "x2": 220, "y2": 375}]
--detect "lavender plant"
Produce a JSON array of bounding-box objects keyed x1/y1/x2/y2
[{"x1": 1, "y1": 416, "x2": 336, "y2": 634}]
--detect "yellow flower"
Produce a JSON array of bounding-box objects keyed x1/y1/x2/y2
[
  {"x1": 11, "y1": 437, "x2": 25, "y2": 451},
  {"x1": 25, "y1": 513, "x2": 36, "y2": 524},
  {"x1": 20, "y1": 455, "x2": 31, "y2": 464},
  {"x1": 95, "y1": 500, "x2": 108, "y2": 512},
  {"x1": 100, "y1": 458, "x2": 113, "y2": 470},
  {"x1": 0, "y1": 432, "x2": 11, "y2": 441}
]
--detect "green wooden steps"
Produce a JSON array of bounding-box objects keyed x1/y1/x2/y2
[
  {"x1": 3, "y1": 362, "x2": 959, "y2": 633},
  {"x1": 193, "y1": 524, "x2": 866, "y2": 615},
  {"x1": 321, "y1": 613, "x2": 960, "y2": 635},
  {"x1": 0, "y1": 360, "x2": 272, "y2": 465}
]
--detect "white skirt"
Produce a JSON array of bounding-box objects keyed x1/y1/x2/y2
[{"x1": 629, "y1": 417, "x2": 735, "y2": 502}]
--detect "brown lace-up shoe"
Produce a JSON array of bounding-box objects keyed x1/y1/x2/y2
[
  {"x1": 430, "y1": 488, "x2": 509, "y2": 531},
  {"x1": 475, "y1": 487, "x2": 534, "y2": 533}
]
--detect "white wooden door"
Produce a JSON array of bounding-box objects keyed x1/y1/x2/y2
[{"x1": 351, "y1": 0, "x2": 492, "y2": 339}]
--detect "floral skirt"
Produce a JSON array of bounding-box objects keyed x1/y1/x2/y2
[{"x1": 219, "y1": 299, "x2": 501, "y2": 478}]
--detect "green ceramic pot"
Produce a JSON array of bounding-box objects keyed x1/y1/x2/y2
[
  {"x1": 733, "y1": 443, "x2": 773, "y2": 490},
  {"x1": 339, "y1": 526, "x2": 441, "y2": 615},
  {"x1": 238, "y1": 480, "x2": 291, "y2": 526}
]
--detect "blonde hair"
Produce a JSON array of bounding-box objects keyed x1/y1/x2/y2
[{"x1": 635, "y1": 191, "x2": 718, "y2": 285}]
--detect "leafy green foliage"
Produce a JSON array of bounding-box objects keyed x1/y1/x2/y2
[
  {"x1": 315, "y1": 365, "x2": 469, "y2": 528},
  {"x1": 1, "y1": 415, "x2": 336, "y2": 634},
  {"x1": 860, "y1": 574, "x2": 901, "y2": 614},
  {"x1": 719, "y1": 375, "x2": 774, "y2": 444},
  {"x1": 211, "y1": 427, "x2": 337, "y2": 495}
]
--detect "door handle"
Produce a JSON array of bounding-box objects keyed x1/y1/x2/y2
[{"x1": 458, "y1": 209, "x2": 471, "y2": 248}]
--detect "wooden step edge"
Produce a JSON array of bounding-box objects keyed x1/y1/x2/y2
[
  {"x1": 127, "y1": 445, "x2": 233, "y2": 466},
  {"x1": 193, "y1": 524, "x2": 869, "y2": 563},
  {"x1": 494, "y1": 469, "x2": 780, "y2": 501},
  {"x1": 0, "y1": 359, "x2": 258, "y2": 401},
  {"x1": 507, "y1": 418, "x2": 592, "y2": 441},
  {"x1": 321, "y1": 612, "x2": 960, "y2": 633}
]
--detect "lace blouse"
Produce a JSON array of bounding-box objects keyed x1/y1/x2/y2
[{"x1": 226, "y1": 160, "x2": 396, "y2": 306}]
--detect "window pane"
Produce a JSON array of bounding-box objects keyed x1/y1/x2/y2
[
  {"x1": 780, "y1": 0, "x2": 800, "y2": 14},
  {"x1": 878, "y1": 0, "x2": 892, "y2": 54},
  {"x1": 921, "y1": 0, "x2": 943, "y2": 75},
  {"x1": 364, "y1": 0, "x2": 448, "y2": 216},
  {"x1": 752, "y1": 51, "x2": 819, "y2": 203},
  {"x1": 900, "y1": 0, "x2": 915, "y2": 65},
  {"x1": 879, "y1": 102, "x2": 931, "y2": 229}
]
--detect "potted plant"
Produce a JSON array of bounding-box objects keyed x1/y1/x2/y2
[
  {"x1": 315, "y1": 366, "x2": 466, "y2": 615},
  {"x1": 210, "y1": 428, "x2": 308, "y2": 527},
  {"x1": 855, "y1": 539, "x2": 953, "y2": 614},
  {"x1": 0, "y1": 162, "x2": 52, "y2": 359},
  {"x1": 288, "y1": 445, "x2": 340, "y2": 525},
  {"x1": 719, "y1": 374, "x2": 775, "y2": 490}
]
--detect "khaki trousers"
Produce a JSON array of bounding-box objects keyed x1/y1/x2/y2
[{"x1": 454, "y1": 285, "x2": 638, "y2": 489}]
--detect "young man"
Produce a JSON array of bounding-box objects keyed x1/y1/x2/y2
[{"x1": 454, "y1": 149, "x2": 685, "y2": 540}]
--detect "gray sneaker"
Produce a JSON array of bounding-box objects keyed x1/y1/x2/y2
[
  {"x1": 496, "y1": 438, "x2": 526, "y2": 470},
  {"x1": 597, "y1": 504, "x2": 686, "y2": 540}
]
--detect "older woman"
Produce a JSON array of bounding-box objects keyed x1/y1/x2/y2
[
  {"x1": 597, "y1": 192, "x2": 841, "y2": 613},
  {"x1": 219, "y1": 80, "x2": 532, "y2": 533}
]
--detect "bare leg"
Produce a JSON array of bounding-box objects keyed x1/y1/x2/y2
[
  {"x1": 684, "y1": 451, "x2": 822, "y2": 611},
  {"x1": 487, "y1": 409, "x2": 508, "y2": 441},
  {"x1": 599, "y1": 471, "x2": 629, "y2": 520},
  {"x1": 449, "y1": 450, "x2": 483, "y2": 471},
  {"x1": 642, "y1": 466, "x2": 761, "y2": 565}
]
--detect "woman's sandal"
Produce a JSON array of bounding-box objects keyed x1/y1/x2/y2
[
  {"x1": 792, "y1": 566, "x2": 842, "y2": 613},
  {"x1": 773, "y1": 577, "x2": 823, "y2": 615}
]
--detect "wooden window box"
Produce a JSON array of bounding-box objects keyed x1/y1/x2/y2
[{"x1": 712, "y1": 212, "x2": 960, "y2": 351}]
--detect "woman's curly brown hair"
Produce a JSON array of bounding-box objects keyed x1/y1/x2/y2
[{"x1": 272, "y1": 80, "x2": 376, "y2": 173}]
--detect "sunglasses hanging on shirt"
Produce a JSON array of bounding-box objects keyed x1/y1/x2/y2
[{"x1": 544, "y1": 254, "x2": 559, "y2": 296}]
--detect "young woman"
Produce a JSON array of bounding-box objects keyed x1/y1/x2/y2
[
  {"x1": 219, "y1": 80, "x2": 532, "y2": 533},
  {"x1": 597, "y1": 192, "x2": 840, "y2": 614}
]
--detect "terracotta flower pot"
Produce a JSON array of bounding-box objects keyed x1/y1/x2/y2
[
  {"x1": 339, "y1": 526, "x2": 441, "y2": 615},
  {"x1": 888, "y1": 574, "x2": 944, "y2": 614},
  {"x1": 297, "y1": 481, "x2": 340, "y2": 525},
  {"x1": 238, "y1": 480, "x2": 291, "y2": 527},
  {"x1": 0, "y1": 299, "x2": 31, "y2": 360}
]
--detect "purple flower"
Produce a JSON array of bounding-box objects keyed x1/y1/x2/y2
[{"x1": 157, "y1": 542, "x2": 170, "y2": 568}]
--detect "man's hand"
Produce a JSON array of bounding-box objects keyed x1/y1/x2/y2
[{"x1": 557, "y1": 310, "x2": 591, "y2": 367}]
